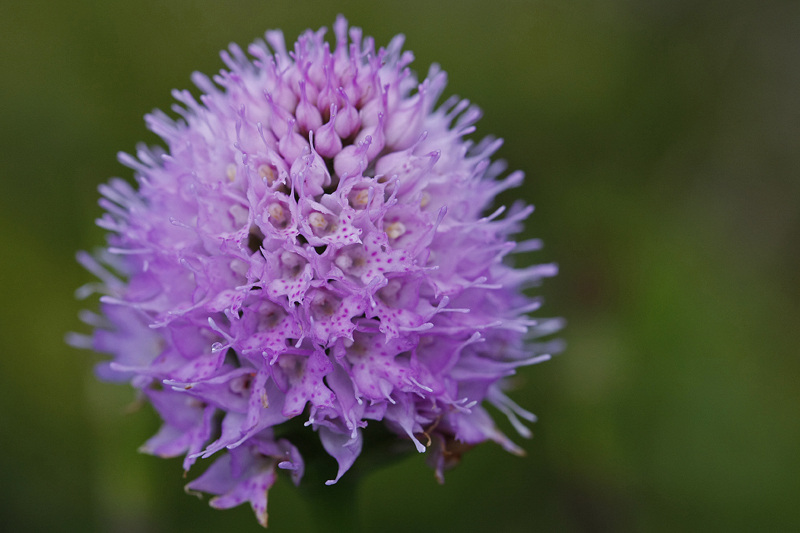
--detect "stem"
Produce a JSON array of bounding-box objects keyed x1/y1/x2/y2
[
  {"x1": 275, "y1": 417, "x2": 414, "y2": 532},
  {"x1": 301, "y1": 478, "x2": 361, "y2": 533}
]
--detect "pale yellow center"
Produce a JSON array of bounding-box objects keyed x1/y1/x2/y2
[{"x1": 386, "y1": 221, "x2": 406, "y2": 239}]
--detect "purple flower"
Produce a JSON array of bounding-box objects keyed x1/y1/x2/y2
[{"x1": 70, "y1": 16, "x2": 561, "y2": 527}]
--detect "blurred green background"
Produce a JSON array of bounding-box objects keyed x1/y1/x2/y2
[{"x1": 2, "y1": 0, "x2": 799, "y2": 531}]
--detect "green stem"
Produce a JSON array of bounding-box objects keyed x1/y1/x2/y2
[
  {"x1": 276, "y1": 418, "x2": 414, "y2": 532},
  {"x1": 300, "y1": 478, "x2": 361, "y2": 533}
]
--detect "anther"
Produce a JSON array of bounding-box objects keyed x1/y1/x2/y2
[
  {"x1": 258, "y1": 164, "x2": 276, "y2": 186},
  {"x1": 385, "y1": 221, "x2": 406, "y2": 239},
  {"x1": 351, "y1": 189, "x2": 370, "y2": 208},
  {"x1": 268, "y1": 203, "x2": 286, "y2": 224},
  {"x1": 308, "y1": 211, "x2": 328, "y2": 230},
  {"x1": 420, "y1": 192, "x2": 430, "y2": 208}
]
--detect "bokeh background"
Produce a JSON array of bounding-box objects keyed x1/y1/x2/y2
[{"x1": 2, "y1": 0, "x2": 799, "y2": 531}]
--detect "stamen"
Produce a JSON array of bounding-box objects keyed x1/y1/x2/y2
[
  {"x1": 308, "y1": 211, "x2": 328, "y2": 230},
  {"x1": 268, "y1": 203, "x2": 286, "y2": 224},
  {"x1": 385, "y1": 221, "x2": 406, "y2": 239},
  {"x1": 351, "y1": 189, "x2": 370, "y2": 208},
  {"x1": 226, "y1": 163, "x2": 236, "y2": 182},
  {"x1": 258, "y1": 164, "x2": 276, "y2": 185},
  {"x1": 420, "y1": 191, "x2": 430, "y2": 208}
]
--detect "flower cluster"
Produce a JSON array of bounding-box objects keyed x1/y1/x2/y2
[{"x1": 70, "y1": 16, "x2": 560, "y2": 527}]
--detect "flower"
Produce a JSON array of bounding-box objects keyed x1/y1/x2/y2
[{"x1": 69, "y1": 15, "x2": 561, "y2": 527}]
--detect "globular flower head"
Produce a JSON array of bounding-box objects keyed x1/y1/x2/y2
[{"x1": 70, "y1": 16, "x2": 561, "y2": 527}]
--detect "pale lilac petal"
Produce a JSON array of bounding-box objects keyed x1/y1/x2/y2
[{"x1": 319, "y1": 425, "x2": 363, "y2": 485}]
